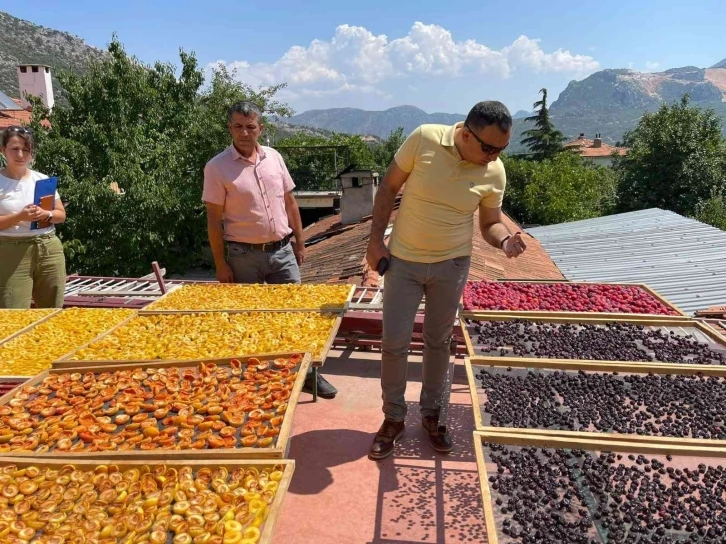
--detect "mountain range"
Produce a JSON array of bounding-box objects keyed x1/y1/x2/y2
[
  {"x1": 0, "y1": 11, "x2": 102, "y2": 102},
  {"x1": 285, "y1": 60, "x2": 726, "y2": 151},
  {"x1": 0, "y1": 9, "x2": 724, "y2": 152}
]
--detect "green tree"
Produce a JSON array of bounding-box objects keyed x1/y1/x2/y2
[
  {"x1": 520, "y1": 88, "x2": 565, "y2": 160},
  {"x1": 694, "y1": 194, "x2": 726, "y2": 231},
  {"x1": 29, "y1": 38, "x2": 292, "y2": 276},
  {"x1": 372, "y1": 127, "x2": 405, "y2": 168},
  {"x1": 503, "y1": 152, "x2": 616, "y2": 225},
  {"x1": 614, "y1": 94, "x2": 726, "y2": 216},
  {"x1": 273, "y1": 131, "x2": 380, "y2": 190}
]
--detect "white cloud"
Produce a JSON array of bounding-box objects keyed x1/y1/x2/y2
[
  {"x1": 207, "y1": 22, "x2": 599, "y2": 101},
  {"x1": 644, "y1": 61, "x2": 660, "y2": 71}
]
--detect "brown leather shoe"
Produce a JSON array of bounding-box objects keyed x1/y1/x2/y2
[
  {"x1": 369, "y1": 419, "x2": 405, "y2": 460},
  {"x1": 422, "y1": 414, "x2": 453, "y2": 453}
]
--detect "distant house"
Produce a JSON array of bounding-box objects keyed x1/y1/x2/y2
[{"x1": 563, "y1": 133, "x2": 628, "y2": 167}]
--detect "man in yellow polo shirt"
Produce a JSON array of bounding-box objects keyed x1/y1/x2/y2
[{"x1": 366, "y1": 101, "x2": 527, "y2": 460}]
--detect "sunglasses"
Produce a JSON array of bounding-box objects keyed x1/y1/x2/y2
[
  {"x1": 464, "y1": 122, "x2": 508, "y2": 155},
  {"x1": 5, "y1": 125, "x2": 33, "y2": 134}
]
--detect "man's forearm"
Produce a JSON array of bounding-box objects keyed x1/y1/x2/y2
[
  {"x1": 207, "y1": 223, "x2": 227, "y2": 267},
  {"x1": 286, "y1": 199, "x2": 304, "y2": 245},
  {"x1": 480, "y1": 221, "x2": 511, "y2": 249},
  {"x1": 370, "y1": 184, "x2": 397, "y2": 246}
]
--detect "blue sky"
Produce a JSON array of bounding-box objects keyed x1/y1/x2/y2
[{"x1": 2, "y1": 0, "x2": 725, "y2": 115}]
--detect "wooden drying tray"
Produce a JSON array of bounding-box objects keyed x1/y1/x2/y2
[
  {"x1": 56, "y1": 311, "x2": 342, "y2": 367},
  {"x1": 1, "y1": 352, "x2": 311, "y2": 460},
  {"x1": 465, "y1": 357, "x2": 726, "y2": 448},
  {"x1": 0, "y1": 310, "x2": 138, "y2": 382},
  {"x1": 0, "y1": 456, "x2": 294, "y2": 544},
  {"x1": 0, "y1": 308, "x2": 62, "y2": 346},
  {"x1": 461, "y1": 312, "x2": 726, "y2": 377},
  {"x1": 139, "y1": 283, "x2": 356, "y2": 314},
  {"x1": 473, "y1": 430, "x2": 726, "y2": 544},
  {"x1": 460, "y1": 280, "x2": 687, "y2": 321}
]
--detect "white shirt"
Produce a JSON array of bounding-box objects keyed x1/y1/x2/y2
[{"x1": 0, "y1": 170, "x2": 60, "y2": 237}]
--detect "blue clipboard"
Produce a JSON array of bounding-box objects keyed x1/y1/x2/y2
[{"x1": 30, "y1": 177, "x2": 58, "y2": 230}]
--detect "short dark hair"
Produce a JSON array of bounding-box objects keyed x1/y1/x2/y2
[
  {"x1": 1, "y1": 125, "x2": 34, "y2": 154},
  {"x1": 227, "y1": 101, "x2": 263, "y2": 123},
  {"x1": 465, "y1": 101, "x2": 512, "y2": 133}
]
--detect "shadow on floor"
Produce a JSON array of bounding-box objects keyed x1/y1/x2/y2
[
  {"x1": 391, "y1": 402, "x2": 477, "y2": 463},
  {"x1": 287, "y1": 428, "x2": 372, "y2": 495},
  {"x1": 366, "y1": 401, "x2": 488, "y2": 544}
]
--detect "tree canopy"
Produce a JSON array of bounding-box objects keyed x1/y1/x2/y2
[
  {"x1": 520, "y1": 88, "x2": 565, "y2": 160},
  {"x1": 614, "y1": 94, "x2": 726, "y2": 216},
  {"x1": 503, "y1": 152, "x2": 617, "y2": 226},
  {"x1": 30, "y1": 38, "x2": 291, "y2": 276}
]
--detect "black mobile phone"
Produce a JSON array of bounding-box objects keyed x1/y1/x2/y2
[{"x1": 377, "y1": 257, "x2": 390, "y2": 276}]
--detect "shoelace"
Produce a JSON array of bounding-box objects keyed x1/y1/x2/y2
[{"x1": 379, "y1": 422, "x2": 400, "y2": 440}]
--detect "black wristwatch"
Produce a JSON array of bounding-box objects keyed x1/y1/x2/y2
[{"x1": 500, "y1": 235, "x2": 511, "y2": 249}]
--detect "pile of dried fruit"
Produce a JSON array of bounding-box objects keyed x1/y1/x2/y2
[
  {"x1": 145, "y1": 283, "x2": 353, "y2": 311},
  {"x1": 69, "y1": 312, "x2": 336, "y2": 362},
  {"x1": 485, "y1": 443, "x2": 726, "y2": 543},
  {"x1": 0, "y1": 356, "x2": 304, "y2": 453},
  {"x1": 463, "y1": 281, "x2": 680, "y2": 315},
  {"x1": 467, "y1": 319, "x2": 726, "y2": 365},
  {"x1": 0, "y1": 308, "x2": 135, "y2": 377},
  {"x1": 0, "y1": 309, "x2": 55, "y2": 340},
  {"x1": 477, "y1": 368, "x2": 726, "y2": 439},
  {"x1": 0, "y1": 461, "x2": 285, "y2": 543}
]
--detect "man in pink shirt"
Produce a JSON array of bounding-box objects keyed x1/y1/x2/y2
[{"x1": 203, "y1": 101, "x2": 337, "y2": 399}]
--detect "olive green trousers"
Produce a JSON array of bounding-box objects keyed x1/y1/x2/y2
[{"x1": 0, "y1": 233, "x2": 66, "y2": 308}]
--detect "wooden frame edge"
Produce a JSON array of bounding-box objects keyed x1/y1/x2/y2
[
  {"x1": 638, "y1": 283, "x2": 688, "y2": 317},
  {"x1": 473, "y1": 432, "x2": 499, "y2": 544},
  {"x1": 274, "y1": 353, "x2": 311, "y2": 450},
  {"x1": 474, "y1": 430, "x2": 726, "y2": 457},
  {"x1": 53, "y1": 351, "x2": 308, "y2": 371},
  {"x1": 140, "y1": 283, "x2": 356, "y2": 314},
  {"x1": 259, "y1": 459, "x2": 296, "y2": 544},
  {"x1": 54, "y1": 311, "x2": 139, "y2": 363},
  {"x1": 469, "y1": 354, "x2": 726, "y2": 377},
  {"x1": 314, "y1": 313, "x2": 343, "y2": 367},
  {"x1": 479, "y1": 427, "x2": 726, "y2": 448},
  {"x1": 461, "y1": 280, "x2": 685, "y2": 320},
  {"x1": 0, "y1": 309, "x2": 61, "y2": 347},
  {"x1": 1, "y1": 354, "x2": 310, "y2": 460},
  {"x1": 464, "y1": 358, "x2": 484, "y2": 430}
]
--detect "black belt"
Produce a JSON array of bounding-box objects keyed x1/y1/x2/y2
[{"x1": 229, "y1": 234, "x2": 292, "y2": 252}]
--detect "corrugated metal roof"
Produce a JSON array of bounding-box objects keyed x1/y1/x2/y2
[
  {"x1": 527, "y1": 208, "x2": 726, "y2": 316},
  {"x1": 0, "y1": 90, "x2": 21, "y2": 111}
]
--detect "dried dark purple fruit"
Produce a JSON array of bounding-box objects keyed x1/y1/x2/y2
[{"x1": 483, "y1": 442, "x2": 726, "y2": 544}]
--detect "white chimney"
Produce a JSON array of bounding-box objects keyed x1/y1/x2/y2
[
  {"x1": 16, "y1": 65, "x2": 54, "y2": 110},
  {"x1": 338, "y1": 169, "x2": 379, "y2": 225}
]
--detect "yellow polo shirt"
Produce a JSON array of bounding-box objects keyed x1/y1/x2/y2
[{"x1": 388, "y1": 122, "x2": 506, "y2": 263}]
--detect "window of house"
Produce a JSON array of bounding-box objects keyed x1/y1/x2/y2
[
  {"x1": 19, "y1": 66, "x2": 27, "y2": 73},
  {"x1": 31, "y1": 66, "x2": 38, "y2": 73}
]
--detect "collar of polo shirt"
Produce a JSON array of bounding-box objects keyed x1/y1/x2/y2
[
  {"x1": 440, "y1": 122, "x2": 465, "y2": 161},
  {"x1": 229, "y1": 143, "x2": 266, "y2": 163}
]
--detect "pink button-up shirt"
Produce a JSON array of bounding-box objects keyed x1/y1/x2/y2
[{"x1": 202, "y1": 145, "x2": 295, "y2": 244}]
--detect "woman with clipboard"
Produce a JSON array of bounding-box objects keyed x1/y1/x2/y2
[{"x1": 0, "y1": 126, "x2": 67, "y2": 308}]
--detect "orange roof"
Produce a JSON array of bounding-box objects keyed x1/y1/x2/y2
[
  {"x1": 300, "y1": 202, "x2": 563, "y2": 287},
  {"x1": 0, "y1": 101, "x2": 32, "y2": 130},
  {"x1": 563, "y1": 135, "x2": 628, "y2": 158},
  {"x1": 0, "y1": 98, "x2": 50, "y2": 130},
  {"x1": 469, "y1": 210, "x2": 564, "y2": 281}
]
